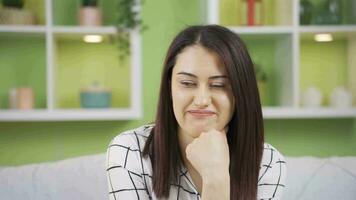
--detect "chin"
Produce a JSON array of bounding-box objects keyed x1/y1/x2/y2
[{"x1": 186, "y1": 123, "x2": 216, "y2": 138}]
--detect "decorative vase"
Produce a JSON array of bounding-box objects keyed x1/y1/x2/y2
[
  {"x1": 329, "y1": 87, "x2": 353, "y2": 108},
  {"x1": 80, "y1": 82, "x2": 111, "y2": 108},
  {"x1": 302, "y1": 86, "x2": 323, "y2": 108},
  {"x1": 0, "y1": 7, "x2": 36, "y2": 25},
  {"x1": 8, "y1": 88, "x2": 17, "y2": 109},
  {"x1": 78, "y1": 7, "x2": 102, "y2": 26},
  {"x1": 17, "y1": 87, "x2": 35, "y2": 110}
]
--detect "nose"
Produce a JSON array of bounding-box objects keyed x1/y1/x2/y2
[{"x1": 193, "y1": 85, "x2": 211, "y2": 108}]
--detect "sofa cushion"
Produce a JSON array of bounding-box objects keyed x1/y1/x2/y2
[
  {"x1": 284, "y1": 156, "x2": 356, "y2": 200},
  {"x1": 0, "y1": 154, "x2": 107, "y2": 200}
]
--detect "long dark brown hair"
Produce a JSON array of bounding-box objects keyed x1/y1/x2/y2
[{"x1": 143, "y1": 25, "x2": 264, "y2": 200}]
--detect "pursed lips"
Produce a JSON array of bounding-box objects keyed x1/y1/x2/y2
[{"x1": 187, "y1": 109, "x2": 216, "y2": 117}]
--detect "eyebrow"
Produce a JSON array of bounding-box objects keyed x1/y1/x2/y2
[{"x1": 177, "y1": 72, "x2": 228, "y2": 79}]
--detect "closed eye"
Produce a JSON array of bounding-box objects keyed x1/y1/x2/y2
[
  {"x1": 210, "y1": 83, "x2": 226, "y2": 88},
  {"x1": 180, "y1": 81, "x2": 196, "y2": 87}
]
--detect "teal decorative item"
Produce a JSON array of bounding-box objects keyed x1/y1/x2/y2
[
  {"x1": 80, "y1": 81, "x2": 112, "y2": 108},
  {"x1": 300, "y1": 0, "x2": 314, "y2": 25},
  {"x1": 314, "y1": 0, "x2": 342, "y2": 25}
]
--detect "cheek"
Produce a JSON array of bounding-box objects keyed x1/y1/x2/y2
[
  {"x1": 215, "y1": 93, "x2": 235, "y2": 121},
  {"x1": 171, "y1": 86, "x2": 191, "y2": 118}
]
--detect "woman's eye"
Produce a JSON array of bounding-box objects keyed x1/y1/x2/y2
[
  {"x1": 210, "y1": 83, "x2": 226, "y2": 88},
  {"x1": 180, "y1": 81, "x2": 196, "y2": 87}
]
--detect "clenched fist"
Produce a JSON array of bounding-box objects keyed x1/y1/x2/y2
[{"x1": 185, "y1": 128, "x2": 230, "y2": 181}]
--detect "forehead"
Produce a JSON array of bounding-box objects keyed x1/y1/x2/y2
[{"x1": 173, "y1": 45, "x2": 226, "y2": 76}]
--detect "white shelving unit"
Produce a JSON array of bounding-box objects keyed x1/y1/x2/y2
[
  {"x1": 207, "y1": 0, "x2": 356, "y2": 119},
  {"x1": 0, "y1": 0, "x2": 142, "y2": 121}
]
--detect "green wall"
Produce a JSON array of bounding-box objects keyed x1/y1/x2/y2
[{"x1": 0, "y1": 0, "x2": 355, "y2": 166}]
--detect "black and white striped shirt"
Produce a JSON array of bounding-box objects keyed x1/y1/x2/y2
[{"x1": 106, "y1": 125, "x2": 286, "y2": 199}]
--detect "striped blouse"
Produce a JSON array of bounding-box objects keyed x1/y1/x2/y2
[{"x1": 106, "y1": 125, "x2": 287, "y2": 200}]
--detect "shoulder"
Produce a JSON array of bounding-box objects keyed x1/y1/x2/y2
[
  {"x1": 261, "y1": 143, "x2": 286, "y2": 166},
  {"x1": 258, "y1": 143, "x2": 287, "y2": 199},
  {"x1": 106, "y1": 124, "x2": 154, "y2": 171},
  {"x1": 109, "y1": 124, "x2": 154, "y2": 150},
  {"x1": 106, "y1": 125, "x2": 155, "y2": 199}
]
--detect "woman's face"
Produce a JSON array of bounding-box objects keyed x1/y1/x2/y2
[{"x1": 171, "y1": 45, "x2": 235, "y2": 139}]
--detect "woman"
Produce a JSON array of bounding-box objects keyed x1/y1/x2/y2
[{"x1": 106, "y1": 25, "x2": 286, "y2": 200}]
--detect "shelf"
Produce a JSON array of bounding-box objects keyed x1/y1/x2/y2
[
  {"x1": 52, "y1": 26, "x2": 117, "y2": 35},
  {"x1": 0, "y1": 108, "x2": 141, "y2": 121},
  {"x1": 262, "y1": 107, "x2": 356, "y2": 119},
  {"x1": 0, "y1": 25, "x2": 46, "y2": 33},
  {"x1": 0, "y1": 0, "x2": 142, "y2": 121},
  {"x1": 52, "y1": 33, "x2": 131, "y2": 109},
  {"x1": 207, "y1": 0, "x2": 356, "y2": 119},
  {"x1": 299, "y1": 32, "x2": 356, "y2": 107},
  {"x1": 50, "y1": 30, "x2": 142, "y2": 111},
  {"x1": 228, "y1": 26, "x2": 294, "y2": 34},
  {"x1": 299, "y1": 25, "x2": 356, "y2": 33}
]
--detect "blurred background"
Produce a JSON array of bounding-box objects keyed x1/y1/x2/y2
[{"x1": 0, "y1": 0, "x2": 355, "y2": 167}]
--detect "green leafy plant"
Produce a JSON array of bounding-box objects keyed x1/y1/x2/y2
[
  {"x1": 81, "y1": 0, "x2": 98, "y2": 7},
  {"x1": 2, "y1": 0, "x2": 24, "y2": 9},
  {"x1": 254, "y1": 63, "x2": 268, "y2": 82},
  {"x1": 115, "y1": 0, "x2": 145, "y2": 60}
]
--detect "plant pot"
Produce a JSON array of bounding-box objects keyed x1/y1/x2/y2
[
  {"x1": 0, "y1": 7, "x2": 36, "y2": 25},
  {"x1": 78, "y1": 6, "x2": 102, "y2": 26}
]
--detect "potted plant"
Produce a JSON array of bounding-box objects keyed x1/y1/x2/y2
[
  {"x1": 254, "y1": 63, "x2": 269, "y2": 105},
  {"x1": 78, "y1": 0, "x2": 102, "y2": 26},
  {"x1": 0, "y1": 0, "x2": 36, "y2": 25},
  {"x1": 115, "y1": 0, "x2": 144, "y2": 60}
]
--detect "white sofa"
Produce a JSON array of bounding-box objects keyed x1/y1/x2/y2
[{"x1": 1, "y1": 154, "x2": 356, "y2": 200}]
